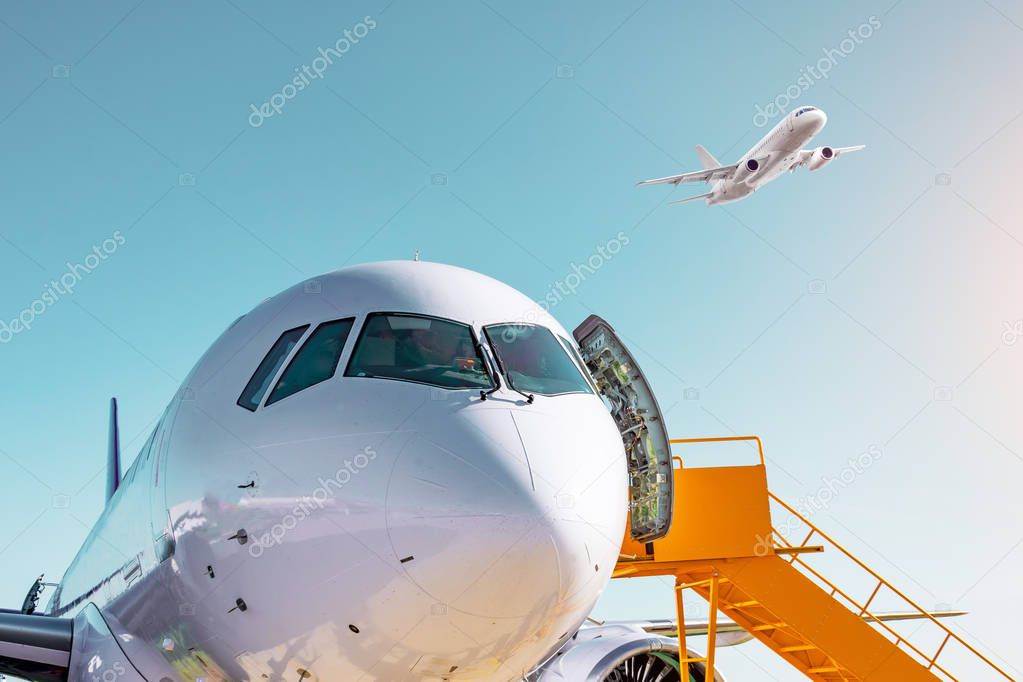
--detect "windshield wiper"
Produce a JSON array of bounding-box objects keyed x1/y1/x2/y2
[
  {"x1": 483, "y1": 334, "x2": 534, "y2": 404},
  {"x1": 474, "y1": 336, "x2": 502, "y2": 401}
]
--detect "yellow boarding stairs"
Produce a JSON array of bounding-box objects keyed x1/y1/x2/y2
[{"x1": 612, "y1": 436, "x2": 1015, "y2": 682}]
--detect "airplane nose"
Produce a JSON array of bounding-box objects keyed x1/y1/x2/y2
[
  {"x1": 383, "y1": 405, "x2": 627, "y2": 666},
  {"x1": 385, "y1": 410, "x2": 564, "y2": 619}
]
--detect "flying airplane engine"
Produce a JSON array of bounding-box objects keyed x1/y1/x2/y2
[
  {"x1": 731, "y1": 157, "x2": 760, "y2": 184},
  {"x1": 531, "y1": 624, "x2": 725, "y2": 682},
  {"x1": 808, "y1": 146, "x2": 835, "y2": 170}
]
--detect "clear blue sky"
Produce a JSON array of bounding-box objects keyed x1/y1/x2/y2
[{"x1": 1, "y1": 1, "x2": 1021, "y2": 679}]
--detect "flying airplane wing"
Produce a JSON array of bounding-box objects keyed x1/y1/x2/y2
[
  {"x1": 594, "y1": 609, "x2": 966, "y2": 648},
  {"x1": 637, "y1": 163, "x2": 738, "y2": 186}
]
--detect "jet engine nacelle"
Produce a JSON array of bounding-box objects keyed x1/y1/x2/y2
[
  {"x1": 0, "y1": 604, "x2": 180, "y2": 682},
  {"x1": 532, "y1": 624, "x2": 726, "y2": 681},
  {"x1": 732, "y1": 157, "x2": 760, "y2": 184},
  {"x1": 68, "y1": 605, "x2": 179, "y2": 682},
  {"x1": 809, "y1": 146, "x2": 834, "y2": 171}
]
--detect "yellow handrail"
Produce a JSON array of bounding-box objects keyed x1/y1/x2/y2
[
  {"x1": 670, "y1": 435, "x2": 765, "y2": 466},
  {"x1": 787, "y1": 549, "x2": 954, "y2": 678},
  {"x1": 768, "y1": 492, "x2": 1015, "y2": 681}
]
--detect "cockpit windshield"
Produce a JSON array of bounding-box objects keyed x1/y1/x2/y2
[
  {"x1": 345, "y1": 313, "x2": 494, "y2": 390},
  {"x1": 794, "y1": 106, "x2": 816, "y2": 117},
  {"x1": 484, "y1": 323, "x2": 594, "y2": 397}
]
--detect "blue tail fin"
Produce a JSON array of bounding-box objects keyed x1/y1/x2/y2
[{"x1": 106, "y1": 398, "x2": 120, "y2": 503}]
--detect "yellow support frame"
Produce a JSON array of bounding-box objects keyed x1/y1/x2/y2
[
  {"x1": 676, "y1": 572, "x2": 720, "y2": 682},
  {"x1": 613, "y1": 436, "x2": 1017, "y2": 682}
]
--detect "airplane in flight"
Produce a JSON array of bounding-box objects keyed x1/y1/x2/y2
[
  {"x1": 638, "y1": 106, "x2": 864, "y2": 205},
  {"x1": 0, "y1": 261, "x2": 964, "y2": 682}
]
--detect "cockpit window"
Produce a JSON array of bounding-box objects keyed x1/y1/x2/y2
[
  {"x1": 345, "y1": 313, "x2": 493, "y2": 390},
  {"x1": 484, "y1": 324, "x2": 594, "y2": 397},
  {"x1": 237, "y1": 325, "x2": 309, "y2": 411},
  {"x1": 794, "y1": 106, "x2": 816, "y2": 117},
  {"x1": 266, "y1": 318, "x2": 355, "y2": 406}
]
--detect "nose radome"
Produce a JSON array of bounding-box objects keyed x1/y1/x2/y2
[
  {"x1": 372, "y1": 403, "x2": 629, "y2": 680},
  {"x1": 382, "y1": 404, "x2": 628, "y2": 678},
  {"x1": 384, "y1": 410, "x2": 565, "y2": 620}
]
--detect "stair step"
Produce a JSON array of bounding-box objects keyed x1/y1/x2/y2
[
  {"x1": 751, "y1": 621, "x2": 787, "y2": 631},
  {"x1": 729, "y1": 599, "x2": 760, "y2": 608}
]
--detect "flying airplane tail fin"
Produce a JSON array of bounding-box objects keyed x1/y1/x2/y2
[
  {"x1": 695, "y1": 144, "x2": 721, "y2": 170},
  {"x1": 669, "y1": 191, "x2": 712, "y2": 205}
]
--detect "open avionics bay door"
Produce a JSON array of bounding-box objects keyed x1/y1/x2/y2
[{"x1": 573, "y1": 315, "x2": 673, "y2": 542}]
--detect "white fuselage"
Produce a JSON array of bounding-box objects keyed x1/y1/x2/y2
[
  {"x1": 708, "y1": 107, "x2": 828, "y2": 205},
  {"x1": 46, "y1": 262, "x2": 629, "y2": 681}
]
